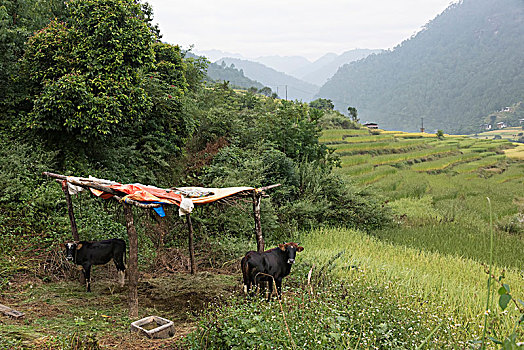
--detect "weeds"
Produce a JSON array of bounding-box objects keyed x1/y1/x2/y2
[{"x1": 479, "y1": 198, "x2": 524, "y2": 349}]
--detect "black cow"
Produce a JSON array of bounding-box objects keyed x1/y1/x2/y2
[
  {"x1": 241, "y1": 242, "x2": 304, "y2": 301},
  {"x1": 61, "y1": 239, "x2": 126, "y2": 292}
]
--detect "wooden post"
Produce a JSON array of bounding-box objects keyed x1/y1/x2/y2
[
  {"x1": 61, "y1": 181, "x2": 80, "y2": 241},
  {"x1": 123, "y1": 203, "x2": 139, "y2": 318},
  {"x1": 252, "y1": 191, "x2": 264, "y2": 252},
  {"x1": 186, "y1": 214, "x2": 196, "y2": 275}
]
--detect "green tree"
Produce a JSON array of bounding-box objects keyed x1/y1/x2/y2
[
  {"x1": 347, "y1": 106, "x2": 359, "y2": 123},
  {"x1": 258, "y1": 86, "x2": 272, "y2": 97},
  {"x1": 0, "y1": 0, "x2": 67, "y2": 124},
  {"x1": 309, "y1": 98, "x2": 334, "y2": 111},
  {"x1": 16, "y1": 0, "x2": 197, "y2": 185},
  {"x1": 21, "y1": 0, "x2": 155, "y2": 142}
]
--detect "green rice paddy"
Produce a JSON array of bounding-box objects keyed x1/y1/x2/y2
[{"x1": 318, "y1": 127, "x2": 524, "y2": 345}]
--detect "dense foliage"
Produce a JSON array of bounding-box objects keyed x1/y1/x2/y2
[
  {"x1": 0, "y1": 0, "x2": 67, "y2": 123},
  {"x1": 180, "y1": 83, "x2": 390, "y2": 240},
  {"x1": 317, "y1": 0, "x2": 524, "y2": 134},
  {"x1": 11, "y1": 0, "x2": 199, "y2": 185}
]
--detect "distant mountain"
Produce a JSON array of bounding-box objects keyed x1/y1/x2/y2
[
  {"x1": 317, "y1": 0, "x2": 524, "y2": 134},
  {"x1": 194, "y1": 49, "x2": 244, "y2": 62},
  {"x1": 291, "y1": 53, "x2": 338, "y2": 78},
  {"x1": 253, "y1": 55, "x2": 311, "y2": 75},
  {"x1": 217, "y1": 57, "x2": 320, "y2": 101},
  {"x1": 298, "y1": 49, "x2": 383, "y2": 86},
  {"x1": 185, "y1": 52, "x2": 264, "y2": 90}
]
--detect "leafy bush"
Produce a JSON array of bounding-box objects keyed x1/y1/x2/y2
[{"x1": 318, "y1": 111, "x2": 360, "y2": 130}]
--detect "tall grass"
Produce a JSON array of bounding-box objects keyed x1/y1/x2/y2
[
  {"x1": 303, "y1": 227, "x2": 523, "y2": 341},
  {"x1": 340, "y1": 163, "x2": 373, "y2": 176},
  {"x1": 353, "y1": 165, "x2": 397, "y2": 184},
  {"x1": 504, "y1": 144, "x2": 524, "y2": 160},
  {"x1": 338, "y1": 154, "x2": 371, "y2": 167}
]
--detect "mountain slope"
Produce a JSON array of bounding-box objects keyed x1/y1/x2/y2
[
  {"x1": 206, "y1": 61, "x2": 265, "y2": 90},
  {"x1": 185, "y1": 52, "x2": 264, "y2": 90},
  {"x1": 253, "y1": 55, "x2": 311, "y2": 75},
  {"x1": 317, "y1": 0, "x2": 524, "y2": 133},
  {"x1": 291, "y1": 53, "x2": 338, "y2": 79},
  {"x1": 218, "y1": 57, "x2": 319, "y2": 101},
  {"x1": 298, "y1": 49, "x2": 382, "y2": 86}
]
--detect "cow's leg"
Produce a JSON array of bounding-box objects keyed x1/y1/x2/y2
[
  {"x1": 83, "y1": 264, "x2": 92, "y2": 292},
  {"x1": 245, "y1": 276, "x2": 253, "y2": 297},
  {"x1": 250, "y1": 275, "x2": 259, "y2": 298},
  {"x1": 275, "y1": 278, "x2": 283, "y2": 300},
  {"x1": 259, "y1": 280, "x2": 267, "y2": 299},
  {"x1": 249, "y1": 273, "x2": 259, "y2": 297},
  {"x1": 113, "y1": 258, "x2": 126, "y2": 287},
  {"x1": 267, "y1": 279, "x2": 273, "y2": 302}
]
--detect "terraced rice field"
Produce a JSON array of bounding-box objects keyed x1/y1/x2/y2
[
  {"x1": 319, "y1": 127, "x2": 524, "y2": 345},
  {"x1": 322, "y1": 127, "x2": 519, "y2": 184}
]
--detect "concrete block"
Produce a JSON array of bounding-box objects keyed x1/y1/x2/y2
[{"x1": 130, "y1": 315, "x2": 175, "y2": 339}]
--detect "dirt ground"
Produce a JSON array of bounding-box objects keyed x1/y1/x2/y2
[{"x1": 0, "y1": 248, "x2": 243, "y2": 349}]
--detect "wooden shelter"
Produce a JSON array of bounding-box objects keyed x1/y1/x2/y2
[{"x1": 43, "y1": 171, "x2": 279, "y2": 317}]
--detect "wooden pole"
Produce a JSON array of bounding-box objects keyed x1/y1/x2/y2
[
  {"x1": 61, "y1": 180, "x2": 80, "y2": 241},
  {"x1": 252, "y1": 191, "x2": 264, "y2": 253},
  {"x1": 186, "y1": 214, "x2": 196, "y2": 275},
  {"x1": 123, "y1": 203, "x2": 139, "y2": 318}
]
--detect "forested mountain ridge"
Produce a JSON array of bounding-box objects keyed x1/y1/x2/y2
[
  {"x1": 317, "y1": 0, "x2": 524, "y2": 133},
  {"x1": 217, "y1": 57, "x2": 319, "y2": 101},
  {"x1": 206, "y1": 61, "x2": 264, "y2": 90}
]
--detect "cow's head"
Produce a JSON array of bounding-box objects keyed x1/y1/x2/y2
[
  {"x1": 61, "y1": 242, "x2": 83, "y2": 261},
  {"x1": 278, "y1": 242, "x2": 304, "y2": 264}
]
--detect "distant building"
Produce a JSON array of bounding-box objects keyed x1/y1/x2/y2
[
  {"x1": 519, "y1": 118, "x2": 524, "y2": 125},
  {"x1": 363, "y1": 122, "x2": 378, "y2": 129},
  {"x1": 481, "y1": 123, "x2": 492, "y2": 130},
  {"x1": 497, "y1": 121, "x2": 507, "y2": 129},
  {"x1": 503, "y1": 107, "x2": 511, "y2": 112}
]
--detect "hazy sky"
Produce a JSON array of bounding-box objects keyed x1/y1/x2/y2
[{"x1": 146, "y1": 0, "x2": 455, "y2": 61}]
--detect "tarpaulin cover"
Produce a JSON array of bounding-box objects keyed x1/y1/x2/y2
[
  {"x1": 174, "y1": 187, "x2": 254, "y2": 204},
  {"x1": 84, "y1": 181, "x2": 255, "y2": 206},
  {"x1": 90, "y1": 183, "x2": 183, "y2": 205}
]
